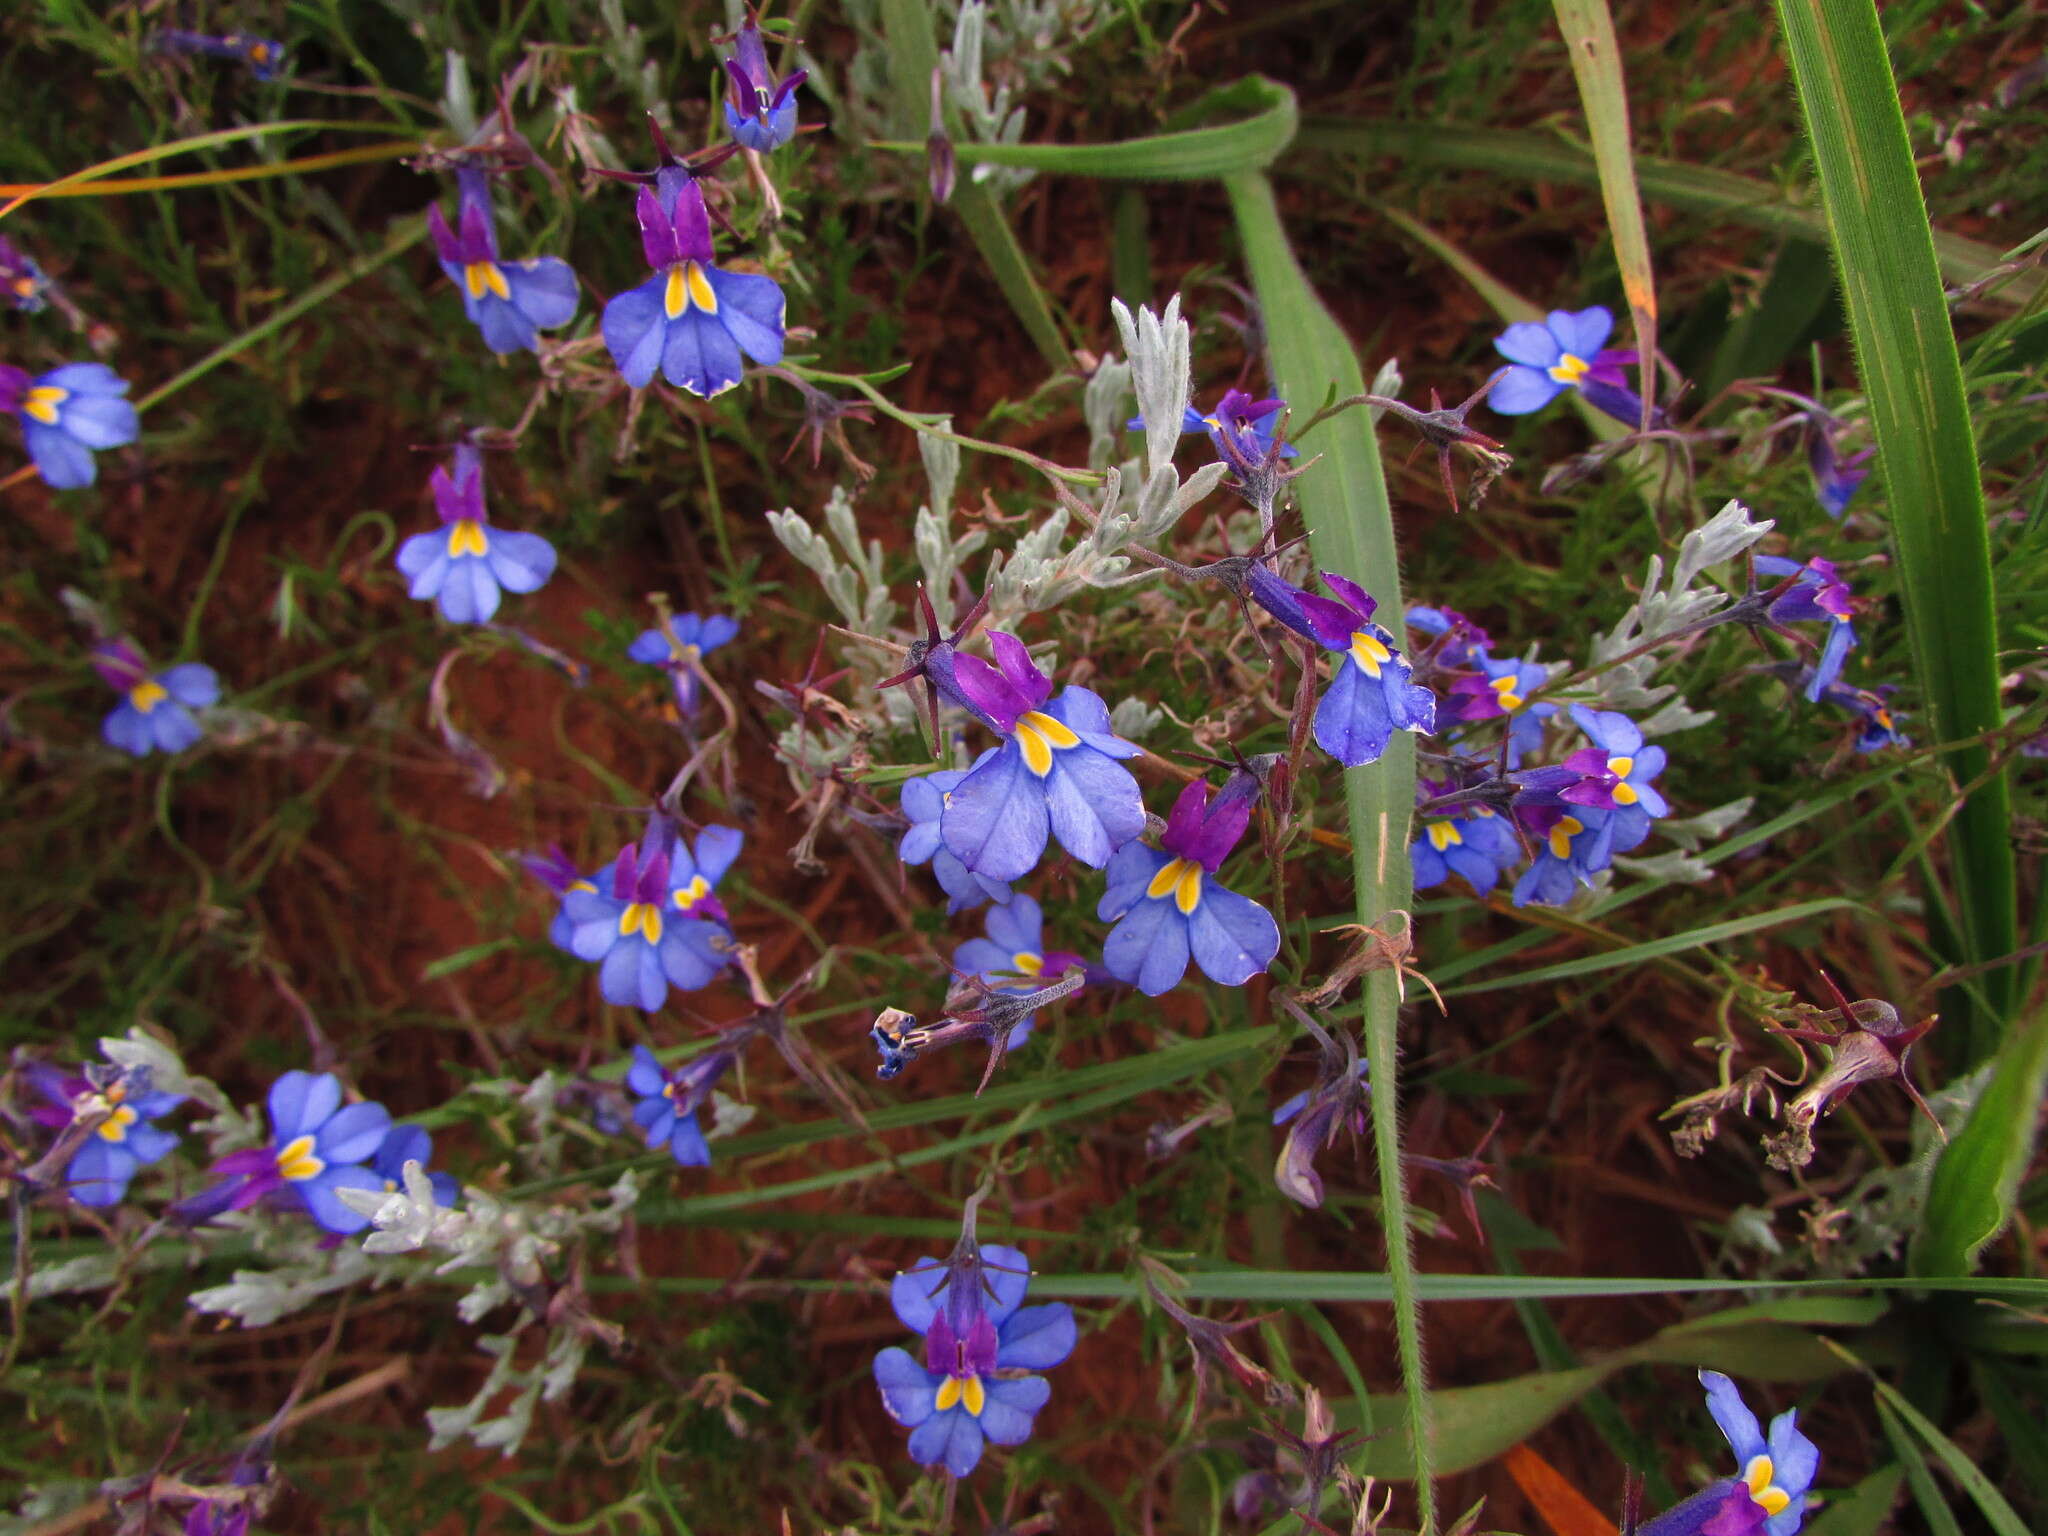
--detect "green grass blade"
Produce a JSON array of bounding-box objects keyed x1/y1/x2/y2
[
  {"x1": 1774, "y1": 0, "x2": 2016, "y2": 1068},
  {"x1": 1866, "y1": 1372, "x2": 2029, "y2": 1536},
  {"x1": 1805, "y1": 1466, "x2": 1906, "y2": 1536},
  {"x1": 1551, "y1": 0, "x2": 1658, "y2": 430},
  {"x1": 1296, "y1": 120, "x2": 2041, "y2": 308},
  {"x1": 872, "y1": 75, "x2": 1297, "y2": 179},
  {"x1": 1223, "y1": 168, "x2": 1433, "y2": 1534}
]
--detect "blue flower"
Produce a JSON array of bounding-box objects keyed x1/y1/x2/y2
[
  {"x1": 428, "y1": 167, "x2": 579, "y2": 356},
  {"x1": 1097, "y1": 778, "x2": 1280, "y2": 997},
  {"x1": 873, "y1": 1240, "x2": 1077, "y2": 1477},
  {"x1": 0, "y1": 235, "x2": 52, "y2": 312},
  {"x1": 1409, "y1": 791, "x2": 1520, "y2": 896},
  {"x1": 561, "y1": 824, "x2": 741, "y2": 1009},
  {"x1": 900, "y1": 766, "x2": 1014, "y2": 913},
  {"x1": 624, "y1": 1043, "x2": 741, "y2": 1167},
  {"x1": 1270, "y1": 1026, "x2": 1369, "y2": 1209},
  {"x1": 1, "y1": 361, "x2": 139, "y2": 488},
  {"x1": 1488, "y1": 306, "x2": 1657, "y2": 428},
  {"x1": 1699, "y1": 1371, "x2": 1819, "y2": 1536},
  {"x1": 93, "y1": 639, "x2": 219, "y2": 757},
  {"x1": 28, "y1": 1063, "x2": 182, "y2": 1208},
  {"x1": 1444, "y1": 652, "x2": 1554, "y2": 766},
  {"x1": 188, "y1": 1071, "x2": 391, "y2": 1234},
  {"x1": 722, "y1": 16, "x2": 807, "y2": 152},
  {"x1": 1755, "y1": 556, "x2": 1857, "y2": 701},
  {"x1": 935, "y1": 631, "x2": 1145, "y2": 884},
  {"x1": 628, "y1": 611, "x2": 739, "y2": 716},
  {"x1": 1560, "y1": 706, "x2": 1668, "y2": 853},
  {"x1": 521, "y1": 845, "x2": 596, "y2": 952},
  {"x1": 397, "y1": 446, "x2": 557, "y2": 624},
  {"x1": 1815, "y1": 680, "x2": 1908, "y2": 752},
  {"x1": 1244, "y1": 567, "x2": 1436, "y2": 768},
  {"x1": 1132, "y1": 389, "x2": 1299, "y2": 474},
  {"x1": 1510, "y1": 806, "x2": 1615, "y2": 908},
  {"x1": 154, "y1": 28, "x2": 288, "y2": 80},
  {"x1": 370, "y1": 1125, "x2": 459, "y2": 1209},
  {"x1": 1636, "y1": 1482, "x2": 1770, "y2": 1536},
  {"x1": 951, "y1": 894, "x2": 1087, "y2": 1048},
  {"x1": 1805, "y1": 412, "x2": 1873, "y2": 520},
  {"x1": 601, "y1": 168, "x2": 785, "y2": 397}
]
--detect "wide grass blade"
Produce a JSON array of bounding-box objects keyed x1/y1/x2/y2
[
  {"x1": 1773, "y1": 0, "x2": 2016, "y2": 1069},
  {"x1": 1550, "y1": 0, "x2": 1658, "y2": 431},
  {"x1": 1297, "y1": 120, "x2": 2041, "y2": 308},
  {"x1": 1223, "y1": 166, "x2": 1433, "y2": 1533}
]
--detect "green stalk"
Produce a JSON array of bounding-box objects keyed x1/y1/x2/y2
[
  {"x1": 1773, "y1": 0, "x2": 2015, "y2": 1064},
  {"x1": 1224, "y1": 170, "x2": 1434, "y2": 1532}
]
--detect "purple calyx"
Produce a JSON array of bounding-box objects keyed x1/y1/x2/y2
[
  {"x1": 0, "y1": 362, "x2": 30, "y2": 415},
  {"x1": 1161, "y1": 778, "x2": 1254, "y2": 873},
  {"x1": 943, "y1": 630, "x2": 1052, "y2": 733},
  {"x1": 92, "y1": 638, "x2": 154, "y2": 692},
  {"x1": 636, "y1": 169, "x2": 717, "y2": 271},
  {"x1": 609, "y1": 843, "x2": 673, "y2": 904},
  {"x1": 520, "y1": 844, "x2": 582, "y2": 894}
]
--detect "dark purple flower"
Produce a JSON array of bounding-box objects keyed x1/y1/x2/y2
[
  {"x1": 522, "y1": 844, "x2": 596, "y2": 951},
  {"x1": 153, "y1": 28, "x2": 287, "y2": 80},
  {"x1": 1755, "y1": 555, "x2": 1857, "y2": 700},
  {"x1": 934, "y1": 630, "x2": 1145, "y2": 883},
  {"x1": 1638, "y1": 1482, "x2": 1770, "y2": 1536},
  {"x1": 1815, "y1": 680, "x2": 1908, "y2": 752},
  {"x1": 722, "y1": 16, "x2": 806, "y2": 152},
  {"x1": 427, "y1": 167, "x2": 579, "y2": 355},
  {"x1": 1097, "y1": 778, "x2": 1280, "y2": 996},
  {"x1": 601, "y1": 169, "x2": 785, "y2": 397}
]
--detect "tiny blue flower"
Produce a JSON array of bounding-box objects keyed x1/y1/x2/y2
[
  {"x1": 1698, "y1": 1370, "x2": 1820, "y2": 1536},
  {"x1": 1097, "y1": 779, "x2": 1280, "y2": 996},
  {"x1": 1445, "y1": 652, "x2": 1554, "y2": 766},
  {"x1": 1755, "y1": 556, "x2": 1857, "y2": 701},
  {"x1": 628, "y1": 611, "x2": 739, "y2": 716},
  {"x1": 873, "y1": 1240, "x2": 1076, "y2": 1477},
  {"x1": 0, "y1": 235, "x2": 52, "y2": 313},
  {"x1": 602, "y1": 169, "x2": 786, "y2": 397},
  {"x1": 154, "y1": 28, "x2": 288, "y2": 80},
  {"x1": 951, "y1": 894, "x2": 1087, "y2": 1048},
  {"x1": 1409, "y1": 791, "x2": 1520, "y2": 896},
  {"x1": 1815, "y1": 680, "x2": 1908, "y2": 752},
  {"x1": 900, "y1": 766, "x2": 1014, "y2": 913},
  {"x1": 561, "y1": 824, "x2": 742, "y2": 1009},
  {"x1": 1489, "y1": 306, "x2": 1657, "y2": 428},
  {"x1": 1, "y1": 361, "x2": 139, "y2": 488},
  {"x1": 1131, "y1": 389, "x2": 1299, "y2": 475},
  {"x1": 187, "y1": 1071, "x2": 392, "y2": 1235},
  {"x1": 721, "y1": 16, "x2": 807, "y2": 152},
  {"x1": 397, "y1": 446, "x2": 557, "y2": 624},
  {"x1": 1806, "y1": 412, "x2": 1872, "y2": 520},
  {"x1": 1560, "y1": 706, "x2": 1668, "y2": 854},
  {"x1": 428, "y1": 167, "x2": 580, "y2": 356},
  {"x1": 94, "y1": 639, "x2": 219, "y2": 758},
  {"x1": 624, "y1": 1043, "x2": 737, "y2": 1167},
  {"x1": 28, "y1": 1063, "x2": 182, "y2": 1208}
]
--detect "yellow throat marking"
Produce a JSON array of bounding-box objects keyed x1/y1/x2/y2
[
  {"x1": 619, "y1": 901, "x2": 665, "y2": 945},
  {"x1": 664, "y1": 261, "x2": 719, "y2": 320},
  {"x1": 1547, "y1": 352, "x2": 1590, "y2": 385},
  {"x1": 1349, "y1": 630, "x2": 1391, "y2": 678},
  {"x1": 1014, "y1": 710, "x2": 1080, "y2": 777},
  {"x1": 672, "y1": 875, "x2": 711, "y2": 911},
  {"x1": 23, "y1": 385, "x2": 66, "y2": 425},
  {"x1": 1606, "y1": 755, "x2": 1639, "y2": 806},
  {"x1": 128, "y1": 679, "x2": 169, "y2": 714},
  {"x1": 1547, "y1": 816, "x2": 1584, "y2": 860},
  {"x1": 1145, "y1": 857, "x2": 1205, "y2": 915},
  {"x1": 98, "y1": 1104, "x2": 138, "y2": 1143},
  {"x1": 1743, "y1": 1455, "x2": 1792, "y2": 1517},
  {"x1": 933, "y1": 1374, "x2": 987, "y2": 1416},
  {"x1": 276, "y1": 1134, "x2": 325, "y2": 1183},
  {"x1": 464, "y1": 261, "x2": 510, "y2": 301},
  {"x1": 1011, "y1": 951, "x2": 1043, "y2": 977},
  {"x1": 1490, "y1": 674, "x2": 1523, "y2": 712},
  {"x1": 447, "y1": 519, "x2": 490, "y2": 557},
  {"x1": 1426, "y1": 820, "x2": 1462, "y2": 852}
]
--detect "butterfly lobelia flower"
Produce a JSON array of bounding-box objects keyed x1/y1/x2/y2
[
  {"x1": 628, "y1": 610, "x2": 739, "y2": 718},
  {"x1": 27, "y1": 1061, "x2": 182, "y2": 1207},
  {"x1": 721, "y1": 14, "x2": 807, "y2": 152},
  {"x1": 427, "y1": 167, "x2": 580, "y2": 356},
  {"x1": 872, "y1": 1198, "x2": 1077, "y2": 1477},
  {"x1": 1754, "y1": 555, "x2": 1858, "y2": 700},
  {"x1": 929, "y1": 631, "x2": 1146, "y2": 885},
  {"x1": 1243, "y1": 566, "x2": 1436, "y2": 768},
  {"x1": 898, "y1": 763, "x2": 1014, "y2": 914},
  {"x1": 368, "y1": 1125, "x2": 459, "y2": 1210},
  {"x1": 1270, "y1": 1004, "x2": 1370, "y2": 1209},
  {"x1": 1408, "y1": 780, "x2": 1520, "y2": 897},
  {"x1": 521, "y1": 844, "x2": 596, "y2": 952},
  {"x1": 1510, "y1": 801, "x2": 1615, "y2": 909},
  {"x1": 1487, "y1": 305, "x2": 1663, "y2": 430},
  {"x1": 1804, "y1": 409, "x2": 1873, "y2": 520},
  {"x1": 153, "y1": 29, "x2": 288, "y2": 80},
  {"x1": 623, "y1": 1042, "x2": 742, "y2": 1167},
  {"x1": 179, "y1": 1071, "x2": 393, "y2": 1235},
  {"x1": 1098, "y1": 776, "x2": 1281, "y2": 996},
  {"x1": 601, "y1": 168, "x2": 786, "y2": 397},
  {"x1": 1557, "y1": 705, "x2": 1668, "y2": 854},
  {"x1": 0, "y1": 361, "x2": 139, "y2": 488},
  {"x1": 1814, "y1": 678, "x2": 1908, "y2": 752},
  {"x1": 396, "y1": 445, "x2": 557, "y2": 624},
  {"x1": 1130, "y1": 388, "x2": 1299, "y2": 472},
  {"x1": 559, "y1": 820, "x2": 742, "y2": 1009},
  {"x1": 1698, "y1": 1371, "x2": 1820, "y2": 1536},
  {"x1": 0, "y1": 234, "x2": 52, "y2": 312},
  {"x1": 92, "y1": 638, "x2": 220, "y2": 758}
]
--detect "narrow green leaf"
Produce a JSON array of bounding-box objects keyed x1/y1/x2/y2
[
  {"x1": 1297, "y1": 120, "x2": 2040, "y2": 308},
  {"x1": 420, "y1": 938, "x2": 514, "y2": 981},
  {"x1": 1774, "y1": 0, "x2": 2016, "y2": 1067},
  {"x1": 1551, "y1": 0, "x2": 1659, "y2": 431},
  {"x1": 1876, "y1": 1400, "x2": 1968, "y2": 1536},
  {"x1": 1223, "y1": 167, "x2": 1432, "y2": 1529},
  {"x1": 1804, "y1": 1466, "x2": 1905, "y2": 1536},
  {"x1": 1843, "y1": 1342, "x2": 2032, "y2": 1536}
]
